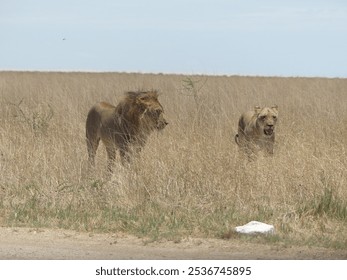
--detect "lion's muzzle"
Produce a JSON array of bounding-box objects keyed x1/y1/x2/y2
[
  {"x1": 157, "y1": 120, "x2": 168, "y2": 130},
  {"x1": 263, "y1": 125, "x2": 274, "y2": 136}
]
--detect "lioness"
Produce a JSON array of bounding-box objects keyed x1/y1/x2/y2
[
  {"x1": 235, "y1": 105, "x2": 278, "y2": 156},
  {"x1": 86, "y1": 90, "x2": 168, "y2": 171}
]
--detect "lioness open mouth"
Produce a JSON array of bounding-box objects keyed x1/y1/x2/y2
[{"x1": 264, "y1": 128, "x2": 273, "y2": 136}]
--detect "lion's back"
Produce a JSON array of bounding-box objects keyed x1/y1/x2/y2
[{"x1": 93, "y1": 102, "x2": 117, "y2": 120}]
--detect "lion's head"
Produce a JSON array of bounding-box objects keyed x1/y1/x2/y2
[
  {"x1": 254, "y1": 105, "x2": 278, "y2": 137},
  {"x1": 86, "y1": 90, "x2": 168, "y2": 170},
  {"x1": 126, "y1": 90, "x2": 168, "y2": 131}
]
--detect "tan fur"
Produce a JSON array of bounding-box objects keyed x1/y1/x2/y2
[
  {"x1": 235, "y1": 105, "x2": 278, "y2": 156},
  {"x1": 86, "y1": 90, "x2": 168, "y2": 171}
]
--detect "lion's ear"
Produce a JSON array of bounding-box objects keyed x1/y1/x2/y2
[
  {"x1": 271, "y1": 105, "x2": 278, "y2": 113},
  {"x1": 254, "y1": 106, "x2": 261, "y2": 114}
]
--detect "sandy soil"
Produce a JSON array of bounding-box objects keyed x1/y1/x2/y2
[{"x1": 0, "y1": 227, "x2": 346, "y2": 260}]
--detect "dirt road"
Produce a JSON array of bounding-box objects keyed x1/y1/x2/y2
[{"x1": 0, "y1": 227, "x2": 346, "y2": 260}]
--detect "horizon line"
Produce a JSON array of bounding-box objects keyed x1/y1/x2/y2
[{"x1": 0, "y1": 69, "x2": 346, "y2": 80}]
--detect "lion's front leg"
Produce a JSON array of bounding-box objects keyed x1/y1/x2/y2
[
  {"x1": 119, "y1": 144, "x2": 144, "y2": 166},
  {"x1": 119, "y1": 144, "x2": 132, "y2": 166},
  {"x1": 261, "y1": 134, "x2": 275, "y2": 155},
  {"x1": 264, "y1": 141, "x2": 274, "y2": 155}
]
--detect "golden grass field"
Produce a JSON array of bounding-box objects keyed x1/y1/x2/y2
[{"x1": 0, "y1": 71, "x2": 347, "y2": 249}]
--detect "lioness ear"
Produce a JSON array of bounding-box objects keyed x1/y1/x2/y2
[
  {"x1": 272, "y1": 105, "x2": 278, "y2": 113},
  {"x1": 254, "y1": 106, "x2": 261, "y2": 114}
]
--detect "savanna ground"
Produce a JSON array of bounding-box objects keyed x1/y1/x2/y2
[{"x1": 0, "y1": 71, "x2": 347, "y2": 259}]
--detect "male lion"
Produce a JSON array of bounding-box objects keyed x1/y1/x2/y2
[
  {"x1": 235, "y1": 105, "x2": 278, "y2": 156},
  {"x1": 86, "y1": 90, "x2": 168, "y2": 171}
]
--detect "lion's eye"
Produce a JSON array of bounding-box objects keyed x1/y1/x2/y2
[
  {"x1": 151, "y1": 109, "x2": 162, "y2": 118},
  {"x1": 273, "y1": 116, "x2": 277, "y2": 119},
  {"x1": 260, "y1": 115, "x2": 266, "y2": 120}
]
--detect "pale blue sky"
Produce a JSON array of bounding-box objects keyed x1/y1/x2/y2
[{"x1": 1, "y1": 0, "x2": 347, "y2": 77}]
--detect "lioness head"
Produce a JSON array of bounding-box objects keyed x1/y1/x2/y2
[
  {"x1": 135, "y1": 91, "x2": 168, "y2": 131},
  {"x1": 254, "y1": 105, "x2": 278, "y2": 136}
]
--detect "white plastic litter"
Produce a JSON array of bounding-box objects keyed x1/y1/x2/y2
[{"x1": 235, "y1": 221, "x2": 275, "y2": 235}]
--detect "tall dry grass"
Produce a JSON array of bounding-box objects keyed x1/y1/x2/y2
[{"x1": 0, "y1": 71, "x2": 347, "y2": 247}]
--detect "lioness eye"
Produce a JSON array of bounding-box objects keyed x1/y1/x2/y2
[{"x1": 273, "y1": 116, "x2": 277, "y2": 119}]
